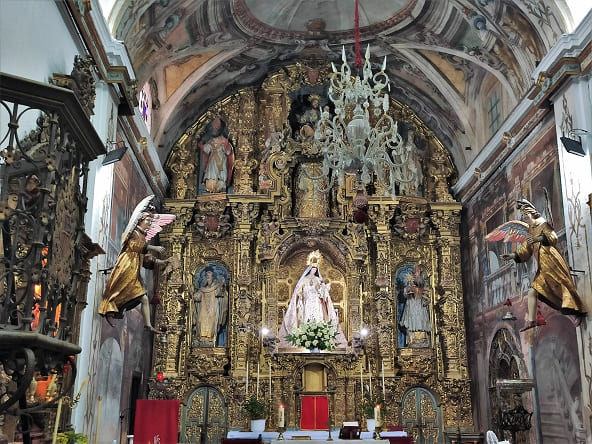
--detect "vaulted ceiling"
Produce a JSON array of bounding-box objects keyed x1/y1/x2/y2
[{"x1": 104, "y1": 0, "x2": 581, "y2": 174}]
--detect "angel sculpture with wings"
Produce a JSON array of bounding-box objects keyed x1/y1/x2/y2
[
  {"x1": 487, "y1": 198, "x2": 586, "y2": 332},
  {"x1": 98, "y1": 195, "x2": 176, "y2": 332}
]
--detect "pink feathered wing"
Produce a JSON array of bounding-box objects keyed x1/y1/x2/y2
[
  {"x1": 146, "y1": 214, "x2": 176, "y2": 242},
  {"x1": 485, "y1": 220, "x2": 528, "y2": 244}
]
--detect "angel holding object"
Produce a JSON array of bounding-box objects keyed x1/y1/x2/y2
[
  {"x1": 487, "y1": 198, "x2": 586, "y2": 332},
  {"x1": 98, "y1": 195, "x2": 176, "y2": 333}
]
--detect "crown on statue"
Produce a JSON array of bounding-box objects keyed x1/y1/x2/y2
[
  {"x1": 308, "y1": 94, "x2": 321, "y2": 103},
  {"x1": 307, "y1": 250, "x2": 322, "y2": 267}
]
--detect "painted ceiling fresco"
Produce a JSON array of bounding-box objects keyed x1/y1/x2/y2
[{"x1": 104, "y1": 0, "x2": 578, "y2": 173}]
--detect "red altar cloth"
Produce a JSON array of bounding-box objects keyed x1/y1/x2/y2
[
  {"x1": 300, "y1": 395, "x2": 329, "y2": 430},
  {"x1": 134, "y1": 399, "x2": 179, "y2": 444}
]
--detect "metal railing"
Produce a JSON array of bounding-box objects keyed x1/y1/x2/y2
[{"x1": 0, "y1": 72, "x2": 105, "y2": 421}]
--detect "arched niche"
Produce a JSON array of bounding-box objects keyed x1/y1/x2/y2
[
  {"x1": 487, "y1": 327, "x2": 528, "y2": 441},
  {"x1": 165, "y1": 62, "x2": 456, "y2": 203},
  {"x1": 275, "y1": 236, "x2": 354, "y2": 344}
]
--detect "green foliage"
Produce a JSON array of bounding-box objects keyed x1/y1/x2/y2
[
  {"x1": 362, "y1": 393, "x2": 385, "y2": 418},
  {"x1": 244, "y1": 396, "x2": 267, "y2": 420},
  {"x1": 56, "y1": 431, "x2": 88, "y2": 444}
]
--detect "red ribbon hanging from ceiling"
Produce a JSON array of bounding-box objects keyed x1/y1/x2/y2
[{"x1": 354, "y1": 0, "x2": 362, "y2": 67}]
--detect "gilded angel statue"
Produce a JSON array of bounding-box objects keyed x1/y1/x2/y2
[
  {"x1": 486, "y1": 198, "x2": 586, "y2": 332},
  {"x1": 98, "y1": 195, "x2": 176, "y2": 333}
]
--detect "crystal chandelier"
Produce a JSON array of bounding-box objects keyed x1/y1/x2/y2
[{"x1": 313, "y1": 1, "x2": 410, "y2": 194}]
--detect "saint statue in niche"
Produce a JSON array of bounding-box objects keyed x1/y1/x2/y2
[
  {"x1": 397, "y1": 130, "x2": 424, "y2": 196},
  {"x1": 294, "y1": 162, "x2": 329, "y2": 218},
  {"x1": 278, "y1": 251, "x2": 348, "y2": 349},
  {"x1": 197, "y1": 117, "x2": 235, "y2": 194},
  {"x1": 297, "y1": 94, "x2": 322, "y2": 142},
  {"x1": 396, "y1": 265, "x2": 431, "y2": 347},
  {"x1": 191, "y1": 263, "x2": 229, "y2": 347}
]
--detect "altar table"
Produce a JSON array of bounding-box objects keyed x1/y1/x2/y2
[
  {"x1": 227, "y1": 430, "x2": 406, "y2": 442},
  {"x1": 270, "y1": 440, "x2": 388, "y2": 444}
]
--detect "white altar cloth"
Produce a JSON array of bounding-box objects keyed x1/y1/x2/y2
[
  {"x1": 270, "y1": 440, "x2": 388, "y2": 444},
  {"x1": 227, "y1": 430, "x2": 406, "y2": 442}
]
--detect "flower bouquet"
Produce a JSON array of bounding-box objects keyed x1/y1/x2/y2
[{"x1": 285, "y1": 319, "x2": 338, "y2": 351}]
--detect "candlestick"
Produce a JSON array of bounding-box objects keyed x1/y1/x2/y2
[
  {"x1": 381, "y1": 362, "x2": 385, "y2": 400},
  {"x1": 256, "y1": 362, "x2": 260, "y2": 398},
  {"x1": 278, "y1": 404, "x2": 285, "y2": 427},
  {"x1": 94, "y1": 396, "x2": 102, "y2": 444},
  {"x1": 76, "y1": 377, "x2": 88, "y2": 402},
  {"x1": 246, "y1": 360, "x2": 249, "y2": 396},
  {"x1": 360, "y1": 361, "x2": 364, "y2": 396},
  {"x1": 51, "y1": 397, "x2": 63, "y2": 444},
  {"x1": 269, "y1": 361, "x2": 272, "y2": 400},
  {"x1": 374, "y1": 423, "x2": 383, "y2": 441},
  {"x1": 369, "y1": 363, "x2": 372, "y2": 399}
]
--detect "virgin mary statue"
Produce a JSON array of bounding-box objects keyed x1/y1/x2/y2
[{"x1": 278, "y1": 251, "x2": 348, "y2": 349}]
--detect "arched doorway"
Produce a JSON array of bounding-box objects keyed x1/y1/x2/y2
[
  {"x1": 400, "y1": 387, "x2": 443, "y2": 444},
  {"x1": 488, "y1": 328, "x2": 529, "y2": 443},
  {"x1": 181, "y1": 386, "x2": 227, "y2": 443}
]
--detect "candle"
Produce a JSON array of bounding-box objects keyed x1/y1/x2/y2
[
  {"x1": 360, "y1": 361, "x2": 364, "y2": 396},
  {"x1": 381, "y1": 362, "x2": 385, "y2": 400},
  {"x1": 246, "y1": 360, "x2": 249, "y2": 396},
  {"x1": 269, "y1": 361, "x2": 272, "y2": 399},
  {"x1": 278, "y1": 404, "x2": 285, "y2": 428},
  {"x1": 369, "y1": 363, "x2": 372, "y2": 399},
  {"x1": 94, "y1": 396, "x2": 102, "y2": 444},
  {"x1": 51, "y1": 397, "x2": 63, "y2": 444},
  {"x1": 374, "y1": 404, "x2": 381, "y2": 426},
  {"x1": 76, "y1": 377, "x2": 88, "y2": 400},
  {"x1": 256, "y1": 362, "x2": 260, "y2": 398}
]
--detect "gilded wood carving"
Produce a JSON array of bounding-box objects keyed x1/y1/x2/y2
[{"x1": 155, "y1": 62, "x2": 472, "y2": 435}]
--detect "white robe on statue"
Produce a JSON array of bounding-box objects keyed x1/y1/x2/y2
[{"x1": 278, "y1": 265, "x2": 347, "y2": 349}]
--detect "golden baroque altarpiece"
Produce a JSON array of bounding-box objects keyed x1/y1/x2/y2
[{"x1": 152, "y1": 62, "x2": 472, "y2": 442}]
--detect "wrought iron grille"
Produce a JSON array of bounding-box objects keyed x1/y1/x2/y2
[{"x1": 0, "y1": 72, "x2": 105, "y2": 416}]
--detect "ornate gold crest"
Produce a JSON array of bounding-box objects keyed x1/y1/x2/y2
[{"x1": 306, "y1": 250, "x2": 322, "y2": 267}]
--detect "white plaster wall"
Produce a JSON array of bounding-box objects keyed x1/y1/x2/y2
[
  {"x1": 552, "y1": 76, "x2": 592, "y2": 444},
  {"x1": 0, "y1": 0, "x2": 83, "y2": 82},
  {"x1": 73, "y1": 80, "x2": 118, "y2": 435},
  {"x1": 553, "y1": 80, "x2": 592, "y2": 312},
  {"x1": 0, "y1": 1, "x2": 89, "y2": 141}
]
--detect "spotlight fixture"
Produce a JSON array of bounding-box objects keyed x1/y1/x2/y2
[
  {"x1": 560, "y1": 136, "x2": 585, "y2": 157},
  {"x1": 102, "y1": 139, "x2": 129, "y2": 165},
  {"x1": 560, "y1": 129, "x2": 589, "y2": 157}
]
